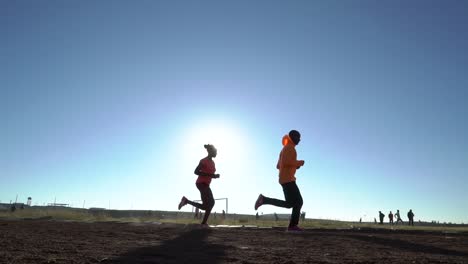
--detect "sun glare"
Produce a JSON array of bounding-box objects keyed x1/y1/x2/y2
[
  {"x1": 177, "y1": 118, "x2": 258, "y2": 212},
  {"x1": 183, "y1": 120, "x2": 245, "y2": 165}
]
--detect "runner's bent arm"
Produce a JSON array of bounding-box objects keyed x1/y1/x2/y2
[
  {"x1": 281, "y1": 147, "x2": 304, "y2": 168},
  {"x1": 194, "y1": 163, "x2": 219, "y2": 178}
]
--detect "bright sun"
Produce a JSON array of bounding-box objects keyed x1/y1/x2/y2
[
  {"x1": 177, "y1": 118, "x2": 260, "y2": 213},
  {"x1": 182, "y1": 120, "x2": 244, "y2": 165}
]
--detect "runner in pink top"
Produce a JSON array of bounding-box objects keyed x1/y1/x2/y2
[{"x1": 178, "y1": 144, "x2": 220, "y2": 226}]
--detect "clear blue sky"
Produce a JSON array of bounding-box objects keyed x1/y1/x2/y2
[{"x1": 2, "y1": 1, "x2": 467, "y2": 223}]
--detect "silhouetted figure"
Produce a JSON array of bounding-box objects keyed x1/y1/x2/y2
[
  {"x1": 388, "y1": 211, "x2": 394, "y2": 225},
  {"x1": 274, "y1": 212, "x2": 279, "y2": 221},
  {"x1": 301, "y1": 211, "x2": 306, "y2": 222},
  {"x1": 359, "y1": 218, "x2": 362, "y2": 223},
  {"x1": 395, "y1": 209, "x2": 403, "y2": 225},
  {"x1": 10, "y1": 204, "x2": 16, "y2": 212},
  {"x1": 374, "y1": 218, "x2": 377, "y2": 224},
  {"x1": 255, "y1": 212, "x2": 259, "y2": 220},
  {"x1": 379, "y1": 211, "x2": 385, "y2": 224},
  {"x1": 194, "y1": 208, "x2": 199, "y2": 219},
  {"x1": 178, "y1": 144, "x2": 220, "y2": 226},
  {"x1": 254, "y1": 130, "x2": 305, "y2": 232},
  {"x1": 222, "y1": 210, "x2": 226, "y2": 220},
  {"x1": 407, "y1": 209, "x2": 415, "y2": 226}
]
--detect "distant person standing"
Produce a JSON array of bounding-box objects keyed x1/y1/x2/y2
[
  {"x1": 388, "y1": 211, "x2": 394, "y2": 225},
  {"x1": 407, "y1": 209, "x2": 415, "y2": 226},
  {"x1": 178, "y1": 144, "x2": 220, "y2": 226},
  {"x1": 254, "y1": 130, "x2": 305, "y2": 232},
  {"x1": 379, "y1": 211, "x2": 385, "y2": 224},
  {"x1": 395, "y1": 209, "x2": 403, "y2": 225}
]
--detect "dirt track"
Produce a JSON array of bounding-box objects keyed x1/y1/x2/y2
[{"x1": 1, "y1": 219, "x2": 467, "y2": 264}]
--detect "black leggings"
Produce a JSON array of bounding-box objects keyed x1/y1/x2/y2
[
  {"x1": 186, "y1": 183, "x2": 215, "y2": 224},
  {"x1": 262, "y1": 181, "x2": 303, "y2": 227}
]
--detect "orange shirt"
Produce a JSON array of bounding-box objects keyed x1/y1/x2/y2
[
  {"x1": 195, "y1": 157, "x2": 216, "y2": 185},
  {"x1": 277, "y1": 135, "x2": 304, "y2": 184}
]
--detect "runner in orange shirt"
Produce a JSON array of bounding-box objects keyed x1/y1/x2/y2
[
  {"x1": 178, "y1": 144, "x2": 220, "y2": 226},
  {"x1": 254, "y1": 130, "x2": 305, "y2": 232}
]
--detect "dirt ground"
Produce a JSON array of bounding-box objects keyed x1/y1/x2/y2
[{"x1": 1, "y1": 219, "x2": 467, "y2": 264}]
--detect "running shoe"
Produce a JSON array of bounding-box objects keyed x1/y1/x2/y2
[
  {"x1": 178, "y1": 196, "x2": 188, "y2": 210},
  {"x1": 254, "y1": 194, "x2": 264, "y2": 210}
]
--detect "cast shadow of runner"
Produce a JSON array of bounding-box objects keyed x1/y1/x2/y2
[
  {"x1": 347, "y1": 234, "x2": 468, "y2": 257},
  {"x1": 110, "y1": 228, "x2": 229, "y2": 264}
]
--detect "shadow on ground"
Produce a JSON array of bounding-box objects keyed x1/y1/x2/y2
[
  {"x1": 109, "y1": 228, "x2": 229, "y2": 264},
  {"x1": 347, "y1": 234, "x2": 468, "y2": 257}
]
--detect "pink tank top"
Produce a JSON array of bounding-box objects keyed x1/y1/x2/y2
[{"x1": 195, "y1": 157, "x2": 216, "y2": 185}]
